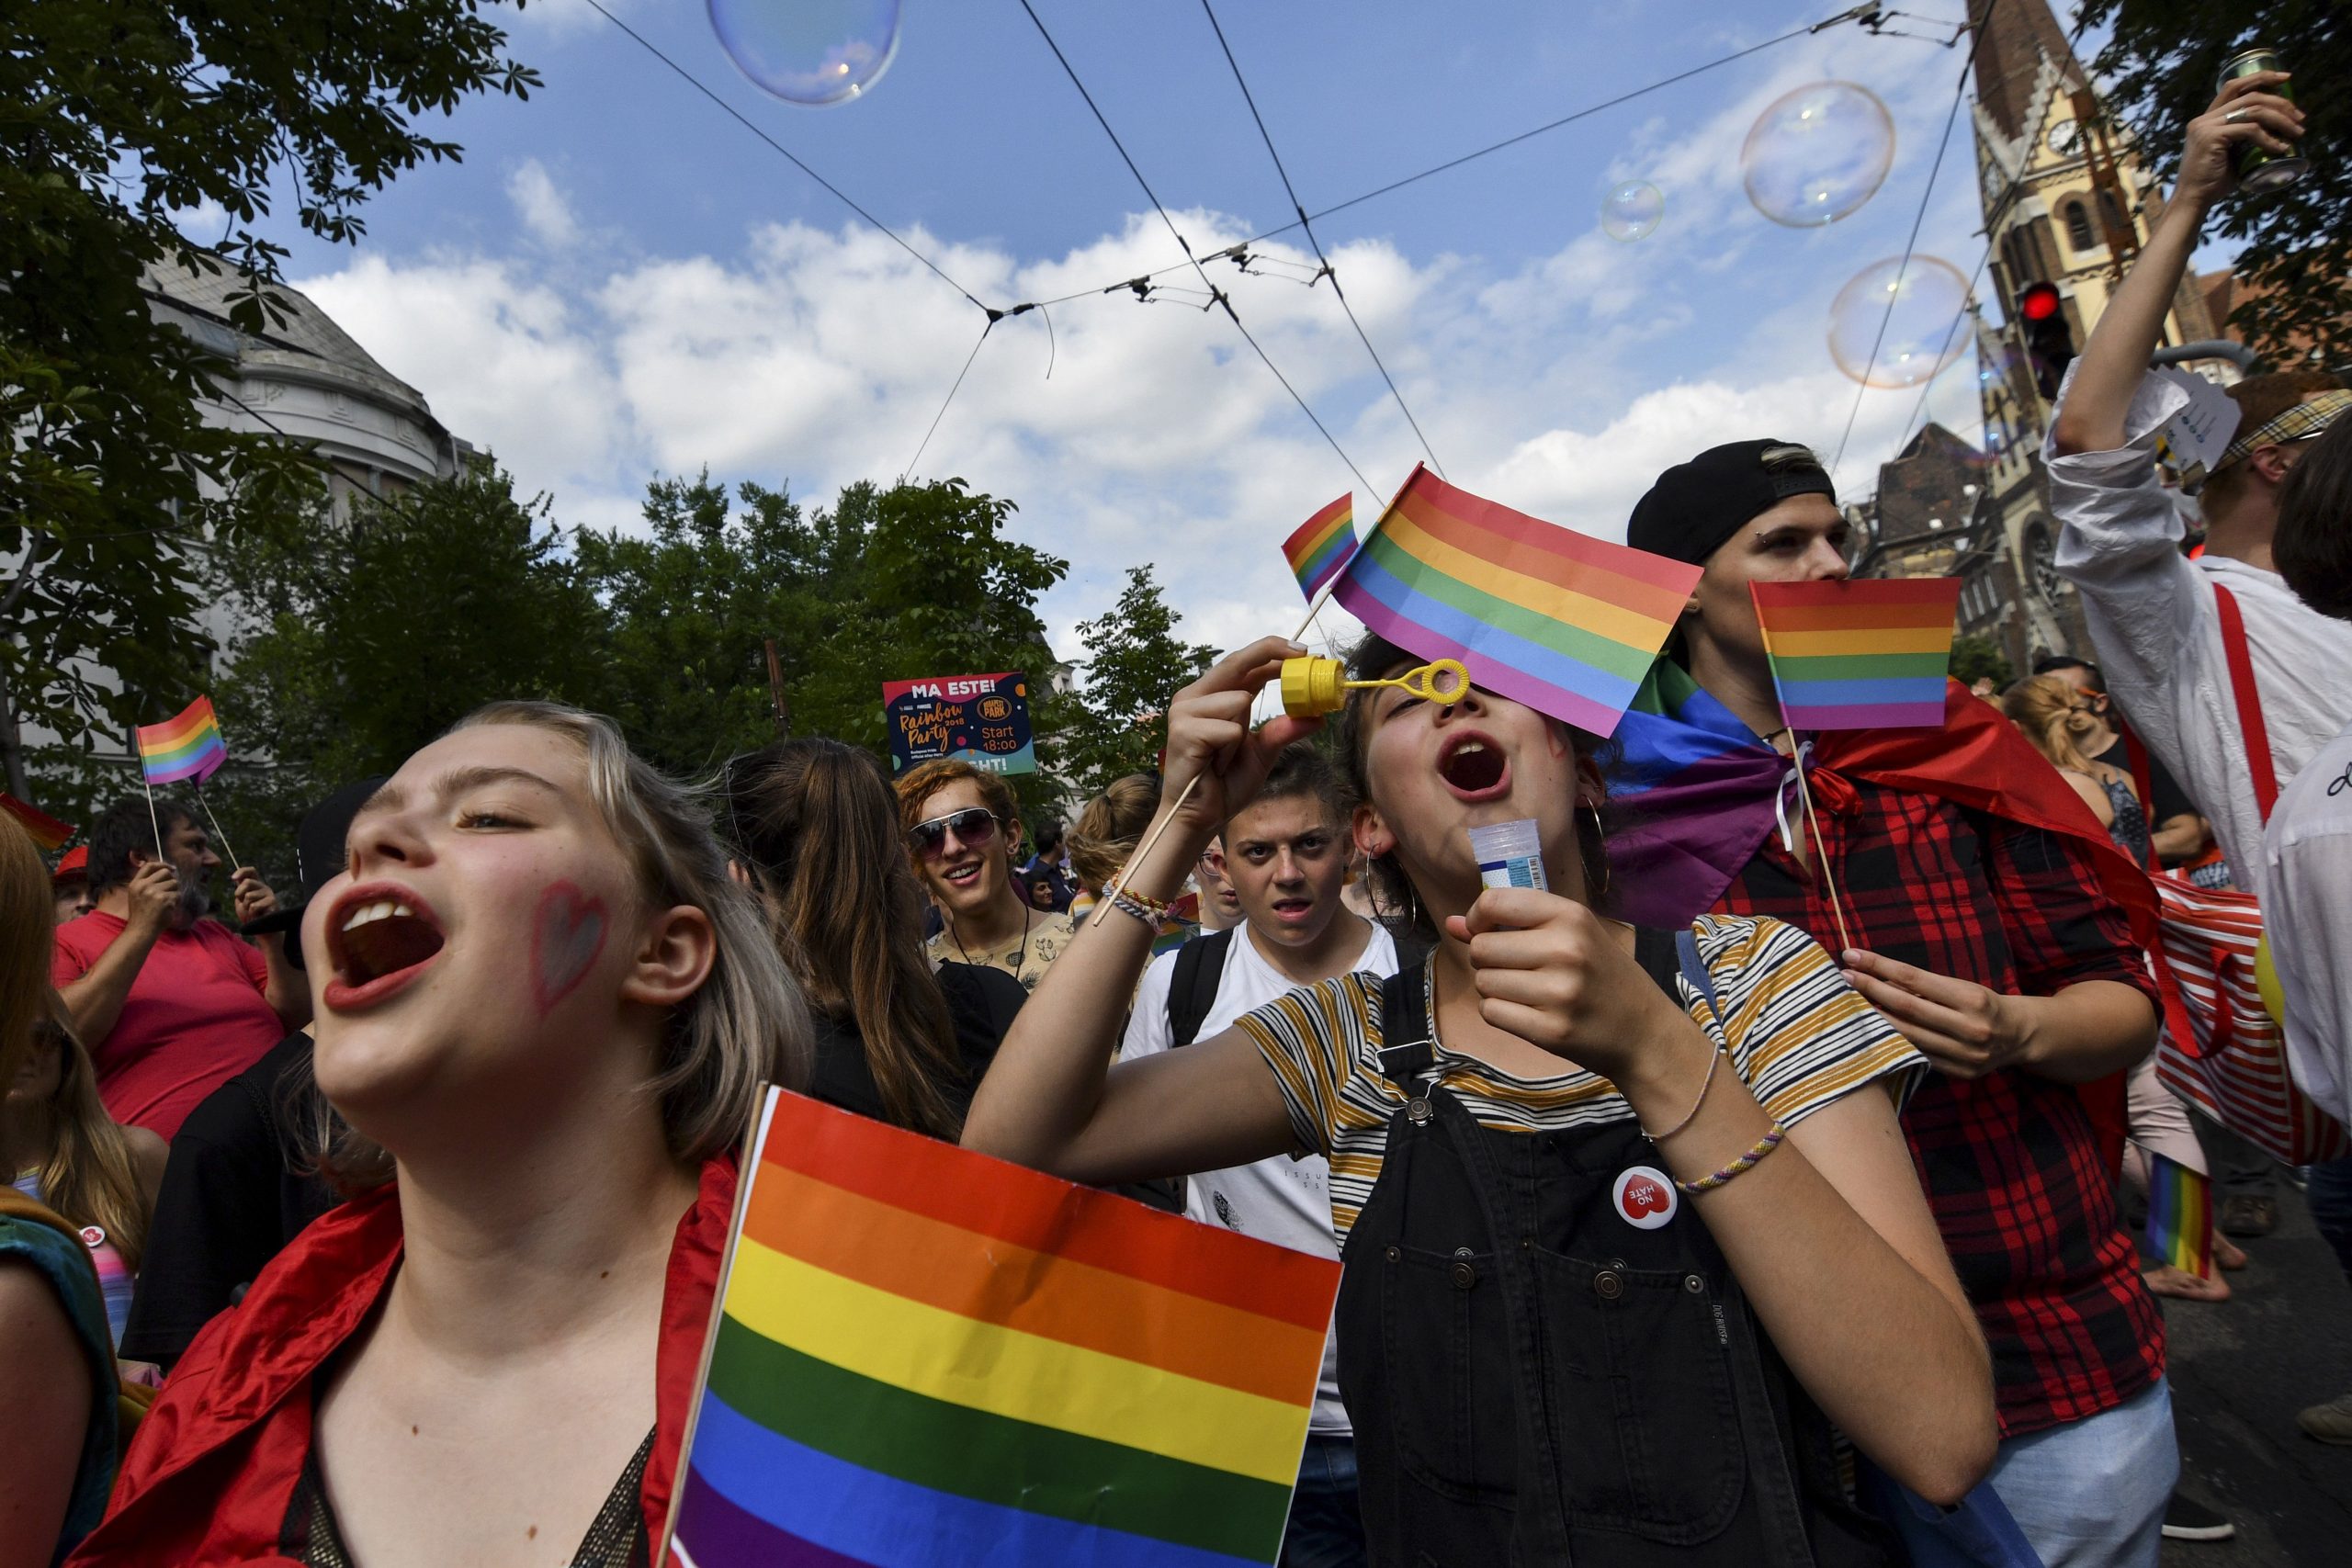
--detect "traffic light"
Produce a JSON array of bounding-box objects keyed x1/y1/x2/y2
[{"x1": 2018, "y1": 281, "x2": 2075, "y2": 400}]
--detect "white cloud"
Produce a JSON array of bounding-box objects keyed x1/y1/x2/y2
[
  {"x1": 506, "y1": 158, "x2": 580, "y2": 249},
  {"x1": 288, "y1": 17, "x2": 2004, "y2": 671}
]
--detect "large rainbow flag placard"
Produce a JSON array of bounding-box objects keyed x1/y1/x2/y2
[
  {"x1": 1750, "y1": 579, "x2": 1962, "y2": 731},
  {"x1": 1330, "y1": 465, "x2": 1702, "y2": 738},
  {"x1": 1281, "y1": 493, "x2": 1357, "y2": 601},
  {"x1": 662, "y1": 1089, "x2": 1341, "y2": 1568},
  {"x1": 134, "y1": 696, "x2": 228, "y2": 785}
]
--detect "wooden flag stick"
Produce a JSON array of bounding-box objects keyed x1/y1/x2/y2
[
  {"x1": 1087, "y1": 775, "x2": 1201, "y2": 931},
  {"x1": 193, "y1": 788, "x2": 240, "y2": 873},
  {"x1": 1791, "y1": 749, "x2": 1856, "y2": 956},
  {"x1": 763, "y1": 637, "x2": 789, "y2": 735}
]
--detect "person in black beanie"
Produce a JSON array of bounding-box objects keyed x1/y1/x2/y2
[{"x1": 1627, "y1": 441, "x2": 2182, "y2": 1562}]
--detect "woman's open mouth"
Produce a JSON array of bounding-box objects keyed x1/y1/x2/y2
[
  {"x1": 323, "y1": 881, "x2": 447, "y2": 1012},
  {"x1": 1436, "y1": 731, "x2": 1510, "y2": 802},
  {"x1": 1270, "y1": 894, "x2": 1317, "y2": 926}
]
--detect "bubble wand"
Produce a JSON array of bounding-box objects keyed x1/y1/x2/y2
[{"x1": 1088, "y1": 658, "x2": 1470, "y2": 929}]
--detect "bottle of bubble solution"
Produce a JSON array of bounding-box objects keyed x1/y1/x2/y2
[{"x1": 2220, "y1": 49, "x2": 2308, "y2": 196}]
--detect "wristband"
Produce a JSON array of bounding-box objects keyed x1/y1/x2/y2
[{"x1": 1676, "y1": 1122, "x2": 1786, "y2": 1195}]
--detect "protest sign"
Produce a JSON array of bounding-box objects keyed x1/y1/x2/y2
[{"x1": 882, "y1": 671, "x2": 1036, "y2": 774}]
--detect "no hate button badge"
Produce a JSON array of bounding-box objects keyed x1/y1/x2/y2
[{"x1": 1613, "y1": 1166, "x2": 1678, "y2": 1230}]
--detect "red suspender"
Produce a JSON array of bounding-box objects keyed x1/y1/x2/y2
[{"x1": 2211, "y1": 583, "x2": 2278, "y2": 824}]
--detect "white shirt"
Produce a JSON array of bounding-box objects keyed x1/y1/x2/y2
[
  {"x1": 1122, "y1": 918, "x2": 1400, "y2": 1436},
  {"x1": 2047, "y1": 370, "x2": 2352, "y2": 897},
  {"x1": 2262, "y1": 720, "x2": 2352, "y2": 1122}
]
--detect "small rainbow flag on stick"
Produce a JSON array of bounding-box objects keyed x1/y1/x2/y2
[
  {"x1": 1282, "y1": 492, "x2": 1357, "y2": 602},
  {"x1": 1330, "y1": 465, "x2": 1702, "y2": 738},
  {"x1": 2143, "y1": 1151, "x2": 2214, "y2": 1279},
  {"x1": 662, "y1": 1089, "x2": 1341, "y2": 1567},
  {"x1": 134, "y1": 696, "x2": 228, "y2": 785},
  {"x1": 1750, "y1": 579, "x2": 1962, "y2": 731},
  {"x1": 0, "y1": 792, "x2": 74, "y2": 852}
]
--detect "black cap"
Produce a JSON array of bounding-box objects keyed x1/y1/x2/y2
[
  {"x1": 243, "y1": 777, "x2": 386, "y2": 968},
  {"x1": 1627, "y1": 439, "x2": 1838, "y2": 566}
]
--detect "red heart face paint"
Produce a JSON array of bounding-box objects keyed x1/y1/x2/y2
[{"x1": 531, "y1": 880, "x2": 609, "y2": 1018}]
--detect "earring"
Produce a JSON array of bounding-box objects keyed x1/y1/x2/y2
[{"x1": 1580, "y1": 801, "x2": 1612, "y2": 901}]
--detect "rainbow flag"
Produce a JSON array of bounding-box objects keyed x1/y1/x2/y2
[
  {"x1": 1330, "y1": 466, "x2": 1702, "y2": 738},
  {"x1": 134, "y1": 696, "x2": 227, "y2": 785},
  {"x1": 0, "y1": 792, "x2": 74, "y2": 852},
  {"x1": 1281, "y1": 493, "x2": 1357, "y2": 601},
  {"x1": 663, "y1": 1089, "x2": 1341, "y2": 1567},
  {"x1": 1750, "y1": 579, "x2": 1962, "y2": 731},
  {"x1": 2143, "y1": 1152, "x2": 2213, "y2": 1278}
]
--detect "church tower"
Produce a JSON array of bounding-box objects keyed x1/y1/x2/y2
[{"x1": 1954, "y1": 0, "x2": 2222, "y2": 670}]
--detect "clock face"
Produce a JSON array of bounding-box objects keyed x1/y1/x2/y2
[
  {"x1": 2048, "y1": 118, "x2": 2082, "y2": 156},
  {"x1": 1981, "y1": 158, "x2": 2006, "y2": 199}
]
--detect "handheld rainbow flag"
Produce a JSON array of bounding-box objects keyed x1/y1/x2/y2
[
  {"x1": 1282, "y1": 493, "x2": 1358, "y2": 602},
  {"x1": 1749, "y1": 579, "x2": 1962, "y2": 731},
  {"x1": 662, "y1": 1089, "x2": 1341, "y2": 1567},
  {"x1": 1329, "y1": 465, "x2": 1702, "y2": 738},
  {"x1": 2143, "y1": 1151, "x2": 2214, "y2": 1279},
  {"x1": 0, "y1": 792, "x2": 74, "y2": 852},
  {"x1": 135, "y1": 696, "x2": 228, "y2": 785}
]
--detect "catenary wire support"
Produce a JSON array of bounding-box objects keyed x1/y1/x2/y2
[
  {"x1": 1198, "y1": 0, "x2": 1446, "y2": 477},
  {"x1": 901, "y1": 320, "x2": 995, "y2": 481},
  {"x1": 1016, "y1": 0, "x2": 1373, "y2": 494},
  {"x1": 1828, "y1": 0, "x2": 2001, "y2": 479}
]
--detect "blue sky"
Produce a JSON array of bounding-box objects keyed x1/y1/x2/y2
[{"x1": 211, "y1": 0, "x2": 2110, "y2": 661}]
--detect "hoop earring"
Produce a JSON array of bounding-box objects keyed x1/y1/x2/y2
[{"x1": 1580, "y1": 801, "x2": 1612, "y2": 902}]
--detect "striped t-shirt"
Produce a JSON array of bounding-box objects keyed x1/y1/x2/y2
[{"x1": 1233, "y1": 914, "x2": 1923, "y2": 1244}]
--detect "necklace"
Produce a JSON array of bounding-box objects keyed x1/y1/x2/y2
[{"x1": 952, "y1": 905, "x2": 1035, "y2": 982}]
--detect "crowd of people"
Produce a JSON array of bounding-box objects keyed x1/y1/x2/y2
[{"x1": 4, "y1": 70, "x2": 2345, "y2": 1568}]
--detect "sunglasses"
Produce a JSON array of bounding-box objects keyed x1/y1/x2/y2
[{"x1": 909, "y1": 807, "x2": 1002, "y2": 857}]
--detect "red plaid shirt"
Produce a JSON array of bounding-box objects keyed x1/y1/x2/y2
[{"x1": 1715, "y1": 766, "x2": 2165, "y2": 1438}]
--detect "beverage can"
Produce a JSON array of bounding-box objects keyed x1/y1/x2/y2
[{"x1": 2218, "y1": 48, "x2": 2308, "y2": 196}]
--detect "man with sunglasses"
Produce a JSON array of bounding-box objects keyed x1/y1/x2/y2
[{"x1": 896, "y1": 760, "x2": 1073, "y2": 993}]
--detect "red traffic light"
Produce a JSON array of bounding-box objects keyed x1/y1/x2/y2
[{"x1": 2018, "y1": 282, "x2": 2063, "y2": 322}]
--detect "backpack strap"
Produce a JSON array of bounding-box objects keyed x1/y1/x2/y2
[
  {"x1": 1166, "y1": 929, "x2": 1237, "y2": 1047},
  {"x1": 2213, "y1": 582, "x2": 2279, "y2": 823},
  {"x1": 1673, "y1": 928, "x2": 1725, "y2": 1024}
]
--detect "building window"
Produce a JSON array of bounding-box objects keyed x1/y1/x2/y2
[
  {"x1": 2098, "y1": 188, "x2": 2127, "y2": 243},
  {"x1": 2062, "y1": 200, "x2": 2096, "y2": 253}
]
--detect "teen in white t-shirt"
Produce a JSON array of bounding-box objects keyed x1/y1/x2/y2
[{"x1": 1117, "y1": 746, "x2": 1397, "y2": 1563}]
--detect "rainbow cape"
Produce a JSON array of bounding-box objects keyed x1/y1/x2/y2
[
  {"x1": 1282, "y1": 493, "x2": 1357, "y2": 601},
  {"x1": 0, "y1": 792, "x2": 74, "y2": 852},
  {"x1": 1751, "y1": 579, "x2": 1962, "y2": 730},
  {"x1": 2143, "y1": 1152, "x2": 2213, "y2": 1278},
  {"x1": 663, "y1": 1089, "x2": 1341, "y2": 1567},
  {"x1": 1330, "y1": 466, "x2": 1702, "y2": 737},
  {"x1": 135, "y1": 696, "x2": 227, "y2": 785}
]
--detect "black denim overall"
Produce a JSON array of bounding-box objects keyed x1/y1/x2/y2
[{"x1": 1336, "y1": 929, "x2": 1893, "y2": 1566}]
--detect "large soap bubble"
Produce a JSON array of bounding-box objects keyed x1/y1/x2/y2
[
  {"x1": 1600, "y1": 181, "x2": 1664, "y2": 242},
  {"x1": 1827, "y1": 255, "x2": 1972, "y2": 388},
  {"x1": 708, "y1": 0, "x2": 900, "y2": 106},
  {"x1": 1742, "y1": 81, "x2": 1895, "y2": 227}
]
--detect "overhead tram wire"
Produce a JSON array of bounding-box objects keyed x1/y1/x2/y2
[
  {"x1": 577, "y1": 0, "x2": 994, "y2": 319},
  {"x1": 1017, "y1": 6, "x2": 1862, "y2": 314},
  {"x1": 1196, "y1": 0, "x2": 1444, "y2": 477},
  {"x1": 901, "y1": 319, "x2": 996, "y2": 480},
  {"x1": 1013, "y1": 0, "x2": 1373, "y2": 494},
  {"x1": 1826, "y1": 0, "x2": 2000, "y2": 479}
]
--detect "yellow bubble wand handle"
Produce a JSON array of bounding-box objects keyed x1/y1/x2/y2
[{"x1": 1279, "y1": 656, "x2": 1468, "y2": 717}]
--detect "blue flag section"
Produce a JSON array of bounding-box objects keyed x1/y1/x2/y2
[{"x1": 882, "y1": 671, "x2": 1037, "y2": 775}]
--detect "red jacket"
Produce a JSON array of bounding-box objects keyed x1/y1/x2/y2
[{"x1": 68, "y1": 1156, "x2": 737, "y2": 1565}]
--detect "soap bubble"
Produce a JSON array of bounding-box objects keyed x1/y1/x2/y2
[
  {"x1": 1826, "y1": 255, "x2": 1972, "y2": 388},
  {"x1": 708, "y1": 0, "x2": 900, "y2": 107},
  {"x1": 1600, "y1": 181, "x2": 1664, "y2": 242},
  {"x1": 1741, "y1": 82, "x2": 1895, "y2": 227}
]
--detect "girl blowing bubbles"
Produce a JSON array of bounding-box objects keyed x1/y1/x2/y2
[
  {"x1": 965, "y1": 635, "x2": 1996, "y2": 1565},
  {"x1": 71, "y1": 703, "x2": 811, "y2": 1568}
]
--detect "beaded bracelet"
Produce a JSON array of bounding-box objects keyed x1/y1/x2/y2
[
  {"x1": 1675, "y1": 1122, "x2": 1787, "y2": 1195},
  {"x1": 1102, "y1": 881, "x2": 1170, "y2": 931},
  {"x1": 1102, "y1": 876, "x2": 1171, "y2": 920}
]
